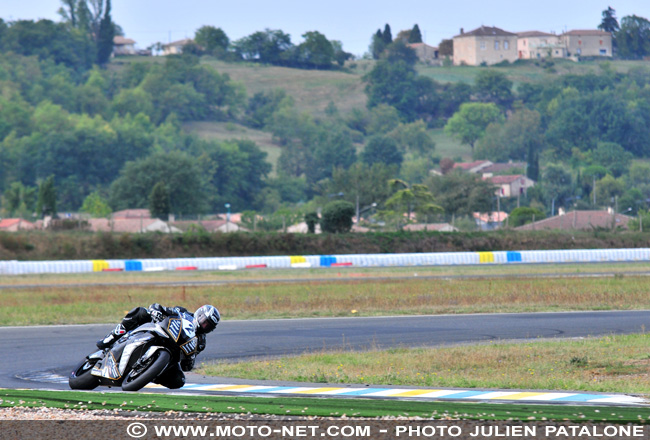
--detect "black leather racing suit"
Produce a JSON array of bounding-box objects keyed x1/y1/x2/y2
[{"x1": 118, "y1": 304, "x2": 207, "y2": 389}]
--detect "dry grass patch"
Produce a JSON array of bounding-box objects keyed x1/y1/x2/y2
[
  {"x1": 2, "y1": 275, "x2": 650, "y2": 326},
  {"x1": 198, "y1": 334, "x2": 650, "y2": 394}
]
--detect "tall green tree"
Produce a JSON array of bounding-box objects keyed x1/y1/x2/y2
[
  {"x1": 95, "y1": 0, "x2": 115, "y2": 65},
  {"x1": 80, "y1": 191, "x2": 111, "y2": 217},
  {"x1": 296, "y1": 31, "x2": 335, "y2": 69},
  {"x1": 616, "y1": 15, "x2": 650, "y2": 59},
  {"x1": 149, "y1": 181, "x2": 171, "y2": 220},
  {"x1": 474, "y1": 70, "x2": 513, "y2": 108},
  {"x1": 37, "y1": 175, "x2": 57, "y2": 218},
  {"x1": 598, "y1": 7, "x2": 620, "y2": 33},
  {"x1": 408, "y1": 24, "x2": 423, "y2": 43}
]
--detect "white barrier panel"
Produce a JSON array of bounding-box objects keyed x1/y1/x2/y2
[{"x1": 2, "y1": 248, "x2": 650, "y2": 275}]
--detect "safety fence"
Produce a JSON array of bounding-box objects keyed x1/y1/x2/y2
[{"x1": 1, "y1": 248, "x2": 649, "y2": 276}]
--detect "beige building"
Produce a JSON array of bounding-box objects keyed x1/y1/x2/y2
[
  {"x1": 162, "y1": 38, "x2": 194, "y2": 56},
  {"x1": 517, "y1": 31, "x2": 566, "y2": 59},
  {"x1": 560, "y1": 30, "x2": 612, "y2": 58},
  {"x1": 113, "y1": 36, "x2": 137, "y2": 56},
  {"x1": 407, "y1": 43, "x2": 439, "y2": 63},
  {"x1": 453, "y1": 26, "x2": 518, "y2": 66},
  {"x1": 488, "y1": 174, "x2": 535, "y2": 197}
]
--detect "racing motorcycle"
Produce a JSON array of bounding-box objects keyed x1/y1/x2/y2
[{"x1": 69, "y1": 312, "x2": 198, "y2": 391}]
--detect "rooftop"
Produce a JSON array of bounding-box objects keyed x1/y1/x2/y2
[{"x1": 455, "y1": 26, "x2": 517, "y2": 38}]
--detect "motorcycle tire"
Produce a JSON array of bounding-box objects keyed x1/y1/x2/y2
[
  {"x1": 121, "y1": 349, "x2": 171, "y2": 392},
  {"x1": 69, "y1": 358, "x2": 100, "y2": 390}
]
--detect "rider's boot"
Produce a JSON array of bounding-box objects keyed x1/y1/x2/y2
[{"x1": 96, "y1": 324, "x2": 126, "y2": 349}]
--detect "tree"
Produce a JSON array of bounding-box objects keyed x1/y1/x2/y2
[
  {"x1": 599, "y1": 7, "x2": 620, "y2": 33},
  {"x1": 444, "y1": 103, "x2": 504, "y2": 154},
  {"x1": 149, "y1": 181, "x2": 171, "y2": 220},
  {"x1": 408, "y1": 24, "x2": 423, "y2": 43},
  {"x1": 475, "y1": 108, "x2": 543, "y2": 162},
  {"x1": 321, "y1": 200, "x2": 355, "y2": 233},
  {"x1": 370, "y1": 29, "x2": 386, "y2": 59},
  {"x1": 616, "y1": 15, "x2": 650, "y2": 59},
  {"x1": 296, "y1": 31, "x2": 335, "y2": 69},
  {"x1": 1, "y1": 182, "x2": 37, "y2": 217},
  {"x1": 304, "y1": 211, "x2": 319, "y2": 233},
  {"x1": 325, "y1": 163, "x2": 396, "y2": 211},
  {"x1": 438, "y1": 39, "x2": 453, "y2": 58},
  {"x1": 80, "y1": 191, "x2": 111, "y2": 217},
  {"x1": 426, "y1": 170, "x2": 495, "y2": 217},
  {"x1": 542, "y1": 164, "x2": 574, "y2": 211},
  {"x1": 95, "y1": 0, "x2": 115, "y2": 65},
  {"x1": 109, "y1": 152, "x2": 207, "y2": 215},
  {"x1": 509, "y1": 207, "x2": 546, "y2": 227},
  {"x1": 382, "y1": 24, "x2": 393, "y2": 45},
  {"x1": 474, "y1": 70, "x2": 513, "y2": 108},
  {"x1": 389, "y1": 120, "x2": 435, "y2": 157},
  {"x1": 361, "y1": 135, "x2": 403, "y2": 168},
  {"x1": 37, "y1": 175, "x2": 57, "y2": 218},
  {"x1": 194, "y1": 25, "x2": 229, "y2": 56},
  {"x1": 233, "y1": 29, "x2": 293, "y2": 65},
  {"x1": 384, "y1": 181, "x2": 442, "y2": 224},
  {"x1": 594, "y1": 174, "x2": 625, "y2": 207},
  {"x1": 590, "y1": 142, "x2": 632, "y2": 177}
]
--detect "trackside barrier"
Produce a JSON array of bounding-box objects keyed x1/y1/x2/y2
[
  {"x1": 3, "y1": 248, "x2": 650, "y2": 275},
  {"x1": 92, "y1": 260, "x2": 109, "y2": 272}
]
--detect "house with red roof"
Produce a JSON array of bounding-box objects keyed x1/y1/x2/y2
[
  {"x1": 0, "y1": 218, "x2": 36, "y2": 231},
  {"x1": 515, "y1": 210, "x2": 631, "y2": 231}
]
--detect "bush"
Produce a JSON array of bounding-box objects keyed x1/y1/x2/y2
[
  {"x1": 321, "y1": 201, "x2": 355, "y2": 233},
  {"x1": 509, "y1": 207, "x2": 546, "y2": 227}
]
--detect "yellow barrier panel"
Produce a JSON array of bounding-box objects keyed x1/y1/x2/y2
[
  {"x1": 92, "y1": 260, "x2": 109, "y2": 272},
  {"x1": 290, "y1": 256, "x2": 307, "y2": 264},
  {"x1": 478, "y1": 252, "x2": 495, "y2": 264}
]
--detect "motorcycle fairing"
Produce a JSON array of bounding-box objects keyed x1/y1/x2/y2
[
  {"x1": 166, "y1": 318, "x2": 182, "y2": 342},
  {"x1": 92, "y1": 350, "x2": 121, "y2": 380}
]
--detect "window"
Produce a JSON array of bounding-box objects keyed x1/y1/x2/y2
[
  {"x1": 576, "y1": 48, "x2": 582, "y2": 55},
  {"x1": 480, "y1": 41, "x2": 486, "y2": 50},
  {"x1": 599, "y1": 40, "x2": 603, "y2": 45},
  {"x1": 494, "y1": 41, "x2": 500, "y2": 50},
  {"x1": 504, "y1": 40, "x2": 509, "y2": 50},
  {"x1": 600, "y1": 48, "x2": 607, "y2": 55},
  {"x1": 578, "y1": 39, "x2": 582, "y2": 45}
]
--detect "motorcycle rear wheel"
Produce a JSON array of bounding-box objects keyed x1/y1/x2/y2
[
  {"x1": 121, "y1": 349, "x2": 171, "y2": 392},
  {"x1": 69, "y1": 358, "x2": 100, "y2": 390}
]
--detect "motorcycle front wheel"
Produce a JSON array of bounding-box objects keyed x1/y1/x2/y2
[
  {"x1": 121, "y1": 349, "x2": 171, "y2": 392},
  {"x1": 69, "y1": 357, "x2": 100, "y2": 390}
]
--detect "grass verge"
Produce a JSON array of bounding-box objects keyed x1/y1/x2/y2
[
  {"x1": 1, "y1": 389, "x2": 648, "y2": 422},
  {"x1": 198, "y1": 334, "x2": 650, "y2": 395},
  {"x1": 2, "y1": 271, "x2": 650, "y2": 325}
]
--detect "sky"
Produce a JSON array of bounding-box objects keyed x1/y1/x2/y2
[{"x1": 3, "y1": 1, "x2": 650, "y2": 57}]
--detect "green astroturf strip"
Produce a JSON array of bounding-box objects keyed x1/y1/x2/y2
[{"x1": 1, "y1": 389, "x2": 649, "y2": 423}]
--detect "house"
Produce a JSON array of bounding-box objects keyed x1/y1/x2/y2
[
  {"x1": 560, "y1": 30, "x2": 612, "y2": 58},
  {"x1": 162, "y1": 38, "x2": 194, "y2": 56},
  {"x1": 88, "y1": 218, "x2": 180, "y2": 233},
  {"x1": 407, "y1": 42, "x2": 439, "y2": 63},
  {"x1": 453, "y1": 26, "x2": 518, "y2": 66},
  {"x1": 113, "y1": 36, "x2": 137, "y2": 56},
  {"x1": 453, "y1": 160, "x2": 493, "y2": 174},
  {"x1": 473, "y1": 211, "x2": 508, "y2": 230},
  {"x1": 515, "y1": 210, "x2": 632, "y2": 231},
  {"x1": 0, "y1": 218, "x2": 36, "y2": 231},
  {"x1": 111, "y1": 209, "x2": 151, "y2": 220},
  {"x1": 487, "y1": 174, "x2": 535, "y2": 197},
  {"x1": 286, "y1": 221, "x2": 322, "y2": 234},
  {"x1": 517, "y1": 31, "x2": 566, "y2": 59},
  {"x1": 402, "y1": 223, "x2": 458, "y2": 232}
]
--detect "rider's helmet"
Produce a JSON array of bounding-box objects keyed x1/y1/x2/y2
[{"x1": 194, "y1": 305, "x2": 220, "y2": 334}]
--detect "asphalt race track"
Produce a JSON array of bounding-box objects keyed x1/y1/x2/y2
[{"x1": 2, "y1": 310, "x2": 650, "y2": 404}]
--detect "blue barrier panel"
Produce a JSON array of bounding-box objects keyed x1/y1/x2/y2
[
  {"x1": 125, "y1": 260, "x2": 142, "y2": 271},
  {"x1": 320, "y1": 255, "x2": 336, "y2": 267},
  {"x1": 507, "y1": 251, "x2": 522, "y2": 262}
]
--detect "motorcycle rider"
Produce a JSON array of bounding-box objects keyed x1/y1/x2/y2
[{"x1": 96, "y1": 303, "x2": 220, "y2": 389}]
